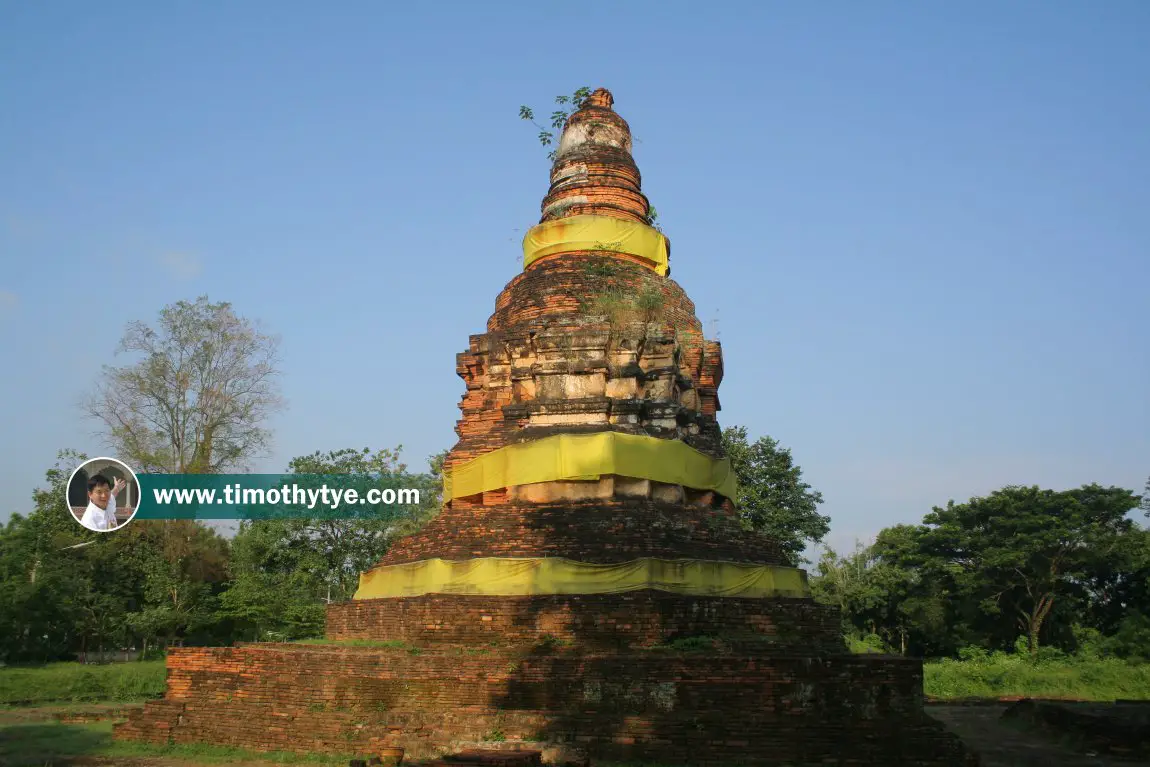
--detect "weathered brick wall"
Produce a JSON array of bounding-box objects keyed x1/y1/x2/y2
[
  {"x1": 115, "y1": 645, "x2": 977, "y2": 765},
  {"x1": 489, "y1": 257, "x2": 701, "y2": 340},
  {"x1": 376, "y1": 500, "x2": 788, "y2": 568},
  {"x1": 447, "y1": 255, "x2": 722, "y2": 483},
  {"x1": 325, "y1": 592, "x2": 843, "y2": 650}
]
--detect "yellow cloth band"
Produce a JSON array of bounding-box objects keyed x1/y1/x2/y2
[
  {"x1": 354, "y1": 557, "x2": 809, "y2": 600},
  {"x1": 523, "y1": 215, "x2": 669, "y2": 275},
  {"x1": 443, "y1": 432, "x2": 736, "y2": 502}
]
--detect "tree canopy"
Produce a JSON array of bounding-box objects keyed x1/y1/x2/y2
[
  {"x1": 813, "y1": 484, "x2": 1148, "y2": 659},
  {"x1": 721, "y1": 426, "x2": 829, "y2": 562},
  {"x1": 84, "y1": 296, "x2": 284, "y2": 473}
]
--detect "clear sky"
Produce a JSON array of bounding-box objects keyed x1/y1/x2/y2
[{"x1": 2, "y1": 1, "x2": 1147, "y2": 554}]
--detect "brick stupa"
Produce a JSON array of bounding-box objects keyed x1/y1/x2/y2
[{"x1": 117, "y1": 89, "x2": 977, "y2": 766}]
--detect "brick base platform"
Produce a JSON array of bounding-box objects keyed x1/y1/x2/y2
[
  {"x1": 374, "y1": 500, "x2": 788, "y2": 569},
  {"x1": 325, "y1": 592, "x2": 845, "y2": 653},
  {"x1": 115, "y1": 642, "x2": 977, "y2": 765}
]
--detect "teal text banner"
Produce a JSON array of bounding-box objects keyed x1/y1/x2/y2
[{"x1": 134, "y1": 474, "x2": 438, "y2": 520}]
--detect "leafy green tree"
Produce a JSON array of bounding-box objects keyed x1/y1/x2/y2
[
  {"x1": 720, "y1": 426, "x2": 829, "y2": 562},
  {"x1": 0, "y1": 451, "x2": 232, "y2": 661},
  {"x1": 917, "y1": 484, "x2": 1140, "y2": 656},
  {"x1": 218, "y1": 518, "x2": 327, "y2": 641},
  {"x1": 116, "y1": 519, "x2": 231, "y2": 651},
  {"x1": 1077, "y1": 526, "x2": 1150, "y2": 650},
  {"x1": 281, "y1": 447, "x2": 440, "y2": 600},
  {"x1": 811, "y1": 534, "x2": 948, "y2": 656},
  {"x1": 0, "y1": 451, "x2": 100, "y2": 662},
  {"x1": 220, "y1": 447, "x2": 442, "y2": 641},
  {"x1": 869, "y1": 525, "x2": 962, "y2": 656},
  {"x1": 84, "y1": 296, "x2": 284, "y2": 473},
  {"x1": 519, "y1": 86, "x2": 592, "y2": 160},
  {"x1": 1106, "y1": 612, "x2": 1150, "y2": 660}
]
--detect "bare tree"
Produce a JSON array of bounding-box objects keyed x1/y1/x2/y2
[{"x1": 85, "y1": 296, "x2": 284, "y2": 473}]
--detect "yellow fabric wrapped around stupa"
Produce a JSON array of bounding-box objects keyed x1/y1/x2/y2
[
  {"x1": 523, "y1": 215, "x2": 669, "y2": 275},
  {"x1": 354, "y1": 557, "x2": 809, "y2": 600},
  {"x1": 442, "y1": 431, "x2": 737, "y2": 502}
]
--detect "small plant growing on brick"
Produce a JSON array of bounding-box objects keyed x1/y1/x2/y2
[
  {"x1": 578, "y1": 283, "x2": 667, "y2": 361},
  {"x1": 646, "y1": 205, "x2": 662, "y2": 231},
  {"x1": 635, "y1": 285, "x2": 664, "y2": 322},
  {"x1": 518, "y1": 87, "x2": 593, "y2": 161},
  {"x1": 590, "y1": 240, "x2": 625, "y2": 254},
  {"x1": 534, "y1": 633, "x2": 572, "y2": 653},
  {"x1": 544, "y1": 199, "x2": 580, "y2": 218},
  {"x1": 663, "y1": 635, "x2": 721, "y2": 653},
  {"x1": 581, "y1": 259, "x2": 621, "y2": 278}
]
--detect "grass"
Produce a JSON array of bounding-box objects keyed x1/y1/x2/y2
[
  {"x1": 924, "y1": 654, "x2": 1150, "y2": 701},
  {"x1": 0, "y1": 660, "x2": 167, "y2": 705},
  {"x1": 294, "y1": 638, "x2": 410, "y2": 648},
  {"x1": 0, "y1": 720, "x2": 354, "y2": 766}
]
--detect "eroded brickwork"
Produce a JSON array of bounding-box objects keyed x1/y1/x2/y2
[
  {"x1": 374, "y1": 500, "x2": 788, "y2": 569},
  {"x1": 116, "y1": 645, "x2": 976, "y2": 766},
  {"x1": 325, "y1": 592, "x2": 842, "y2": 651},
  {"x1": 448, "y1": 255, "x2": 723, "y2": 495}
]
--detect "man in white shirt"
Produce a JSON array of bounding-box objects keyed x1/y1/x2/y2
[{"x1": 79, "y1": 474, "x2": 127, "y2": 531}]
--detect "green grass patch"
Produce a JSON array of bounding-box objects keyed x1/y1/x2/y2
[
  {"x1": 847, "y1": 634, "x2": 887, "y2": 654},
  {"x1": 637, "y1": 636, "x2": 723, "y2": 653},
  {"x1": 0, "y1": 720, "x2": 354, "y2": 766},
  {"x1": 294, "y1": 638, "x2": 410, "y2": 649},
  {"x1": 0, "y1": 661, "x2": 167, "y2": 705},
  {"x1": 924, "y1": 655, "x2": 1150, "y2": 701}
]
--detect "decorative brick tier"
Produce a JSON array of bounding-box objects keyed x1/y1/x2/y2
[
  {"x1": 449, "y1": 254, "x2": 724, "y2": 485},
  {"x1": 115, "y1": 644, "x2": 977, "y2": 765},
  {"x1": 325, "y1": 592, "x2": 843, "y2": 651},
  {"x1": 374, "y1": 500, "x2": 788, "y2": 569}
]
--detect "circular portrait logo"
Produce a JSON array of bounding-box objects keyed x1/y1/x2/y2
[{"x1": 66, "y1": 457, "x2": 141, "y2": 532}]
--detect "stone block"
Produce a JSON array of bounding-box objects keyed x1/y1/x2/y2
[
  {"x1": 605, "y1": 377, "x2": 639, "y2": 399},
  {"x1": 613, "y1": 477, "x2": 650, "y2": 498},
  {"x1": 650, "y1": 483, "x2": 684, "y2": 504}
]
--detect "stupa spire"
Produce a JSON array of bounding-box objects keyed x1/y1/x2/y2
[
  {"x1": 524, "y1": 87, "x2": 669, "y2": 275},
  {"x1": 540, "y1": 87, "x2": 650, "y2": 224}
]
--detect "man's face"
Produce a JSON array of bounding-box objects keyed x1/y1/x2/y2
[{"x1": 88, "y1": 483, "x2": 111, "y2": 510}]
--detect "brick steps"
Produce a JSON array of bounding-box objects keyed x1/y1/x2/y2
[
  {"x1": 114, "y1": 645, "x2": 977, "y2": 764},
  {"x1": 325, "y1": 592, "x2": 844, "y2": 651}
]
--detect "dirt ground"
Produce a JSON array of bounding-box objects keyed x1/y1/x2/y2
[
  {"x1": 0, "y1": 704, "x2": 330, "y2": 767},
  {"x1": 2, "y1": 702, "x2": 1147, "y2": 766},
  {"x1": 926, "y1": 703, "x2": 1149, "y2": 766}
]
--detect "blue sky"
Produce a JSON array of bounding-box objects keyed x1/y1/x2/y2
[{"x1": 2, "y1": 1, "x2": 1147, "y2": 553}]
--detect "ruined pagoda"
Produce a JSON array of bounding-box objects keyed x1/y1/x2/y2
[{"x1": 117, "y1": 88, "x2": 977, "y2": 766}]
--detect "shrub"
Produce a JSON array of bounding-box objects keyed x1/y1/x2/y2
[{"x1": 0, "y1": 661, "x2": 167, "y2": 704}]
